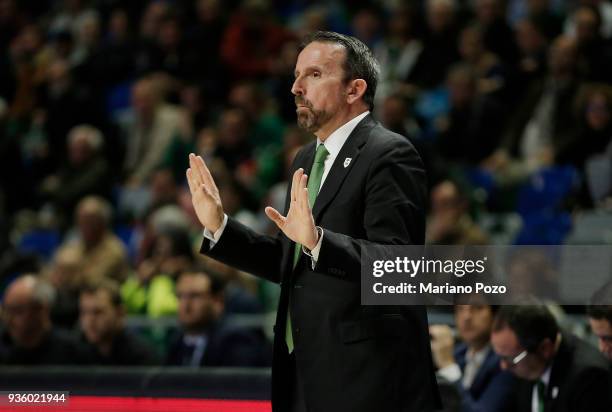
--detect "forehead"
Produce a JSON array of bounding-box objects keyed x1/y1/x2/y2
[
  {"x1": 177, "y1": 274, "x2": 211, "y2": 292},
  {"x1": 590, "y1": 318, "x2": 612, "y2": 334},
  {"x1": 81, "y1": 289, "x2": 114, "y2": 306},
  {"x1": 295, "y1": 41, "x2": 346, "y2": 73},
  {"x1": 491, "y1": 327, "x2": 522, "y2": 353}
]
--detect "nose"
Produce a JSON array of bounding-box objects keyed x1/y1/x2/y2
[{"x1": 291, "y1": 77, "x2": 303, "y2": 96}]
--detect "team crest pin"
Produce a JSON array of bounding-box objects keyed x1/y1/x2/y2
[{"x1": 343, "y1": 158, "x2": 352, "y2": 168}]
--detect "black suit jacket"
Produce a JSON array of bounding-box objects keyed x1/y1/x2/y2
[
  {"x1": 514, "y1": 333, "x2": 612, "y2": 412},
  {"x1": 201, "y1": 114, "x2": 441, "y2": 412},
  {"x1": 166, "y1": 320, "x2": 270, "y2": 367}
]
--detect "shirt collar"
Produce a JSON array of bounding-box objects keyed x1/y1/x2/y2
[
  {"x1": 317, "y1": 111, "x2": 370, "y2": 158},
  {"x1": 467, "y1": 344, "x2": 490, "y2": 364},
  {"x1": 540, "y1": 364, "x2": 553, "y2": 386}
]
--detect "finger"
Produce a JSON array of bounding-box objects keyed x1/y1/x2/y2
[
  {"x1": 299, "y1": 174, "x2": 309, "y2": 210},
  {"x1": 188, "y1": 154, "x2": 203, "y2": 186},
  {"x1": 189, "y1": 153, "x2": 211, "y2": 188},
  {"x1": 196, "y1": 155, "x2": 216, "y2": 188},
  {"x1": 186, "y1": 168, "x2": 199, "y2": 194},
  {"x1": 264, "y1": 206, "x2": 286, "y2": 228},
  {"x1": 291, "y1": 168, "x2": 303, "y2": 202},
  {"x1": 301, "y1": 186, "x2": 310, "y2": 213}
]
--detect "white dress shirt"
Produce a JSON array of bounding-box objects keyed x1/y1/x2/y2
[{"x1": 204, "y1": 111, "x2": 370, "y2": 268}]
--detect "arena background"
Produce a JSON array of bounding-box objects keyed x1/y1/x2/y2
[{"x1": 1, "y1": 0, "x2": 612, "y2": 411}]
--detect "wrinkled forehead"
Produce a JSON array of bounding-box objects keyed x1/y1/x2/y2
[{"x1": 295, "y1": 41, "x2": 347, "y2": 74}]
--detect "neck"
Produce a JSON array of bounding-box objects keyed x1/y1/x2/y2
[
  {"x1": 315, "y1": 105, "x2": 368, "y2": 141},
  {"x1": 468, "y1": 339, "x2": 489, "y2": 353}
]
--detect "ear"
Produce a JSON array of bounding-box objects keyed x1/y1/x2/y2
[
  {"x1": 346, "y1": 79, "x2": 367, "y2": 105},
  {"x1": 538, "y1": 338, "x2": 555, "y2": 359}
]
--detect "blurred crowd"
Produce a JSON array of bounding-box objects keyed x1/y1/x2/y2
[{"x1": 1, "y1": 0, "x2": 612, "y2": 409}]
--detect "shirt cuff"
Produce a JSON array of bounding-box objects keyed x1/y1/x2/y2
[
  {"x1": 302, "y1": 227, "x2": 323, "y2": 270},
  {"x1": 437, "y1": 363, "x2": 462, "y2": 383},
  {"x1": 203, "y1": 214, "x2": 228, "y2": 248}
]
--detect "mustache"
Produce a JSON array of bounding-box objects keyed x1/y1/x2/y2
[{"x1": 295, "y1": 96, "x2": 313, "y2": 108}]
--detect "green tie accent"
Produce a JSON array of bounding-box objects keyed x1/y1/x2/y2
[
  {"x1": 285, "y1": 144, "x2": 329, "y2": 353},
  {"x1": 537, "y1": 380, "x2": 546, "y2": 412}
]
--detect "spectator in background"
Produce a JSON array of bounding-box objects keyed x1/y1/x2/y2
[
  {"x1": 557, "y1": 84, "x2": 612, "y2": 170},
  {"x1": 38, "y1": 57, "x2": 102, "y2": 168},
  {"x1": 491, "y1": 304, "x2": 612, "y2": 411},
  {"x1": 565, "y1": 0, "x2": 612, "y2": 40},
  {"x1": 118, "y1": 76, "x2": 184, "y2": 186},
  {"x1": 434, "y1": 64, "x2": 504, "y2": 167},
  {"x1": 571, "y1": 5, "x2": 612, "y2": 83},
  {"x1": 430, "y1": 300, "x2": 515, "y2": 412},
  {"x1": 373, "y1": 5, "x2": 423, "y2": 105},
  {"x1": 587, "y1": 304, "x2": 612, "y2": 362},
  {"x1": 587, "y1": 281, "x2": 612, "y2": 361},
  {"x1": 457, "y1": 24, "x2": 507, "y2": 97},
  {"x1": 486, "y1": 35, "x2": 580, "y2": 176},
  {"x1": 0, "y1": 274, "x2": 88, "y2": 365},
  {"x1": 166, "y1": 269, "x2": 269, "y2": 367},
  {"x1": 79, "y1": 278, "x2": 160, "y2": 365},
  {"x1": 525, "y1": 0, "x2": 563, "y2": 41},
  {"x1": 184, "y1": 0, "x2": 228, "y2": 99},
  {"x1": 63, "y1": 196, "x2": 129, "y2": 283},
  {"x1": 45, "y1": 246, "x2": 84, "y2": 329},
  {"x1": 220, "y1": 0, "x2": 294, "y2": 79},
  {"x1": 408, "y1": 0, "x2": 460, "y2": 89},
  {"x1": 426, "y1": 179, "x2": 489, "y2": 245},
  {"x1": 473, "y1": 0, "x2": 518, "y2": 64},
  {"x1": 514, "y1": 17, "x2": 549, "y2": 97},
  {"x1": 39, "y1": 124, "x2": 112, "y2": 226},
  {"x1": 213, "y1": 107, "x2": 254, "y2": 177},
  {"x1": 350, "y1": 6, "x2": 383, "y2": 50},
  {"x1": 379, "y1": 93, "x2": 434, "y2": 182},
  {"x1": 121, "y1": 226, "x2": 192, "y2": 318}
]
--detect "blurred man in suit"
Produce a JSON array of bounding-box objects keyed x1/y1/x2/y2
[
  {"x1": 186, "y1": 31, "x2": 439, "y2": 411},
  {"x1": 1, "y1": 274, "x2": 88, "y2": 365},
  {"x1": 166, "y1": 269, "x2": 269, "y2": 367},
  {"x1": 587, "y1": 281, "x2": 612, "y2": 361},
  {"x1": 491, "y1": 304, "x2": 612, "y2": 412},
  {"x1": 431, "y1": 301, "x2": 515, "y2": 411},
  {"x1": 79, "y1": 278, "x2": 160, "y2": 365}
]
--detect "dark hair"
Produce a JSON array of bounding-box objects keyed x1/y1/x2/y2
[
  {"x1": 493, "y1": 305, "x2": 559, "y2": 351},
  {"x1": 177, "y1": 266, "x2": 226, "y2": 296},
  {"x1": 81, "y1": 278, "x2": 122, "y2": 308},
  {"x1": 299, "y1": 31, "x2": 380, "y2": 110},
  {"x1": 588, "y1": 281, "x2": 612, "y2": 324}
]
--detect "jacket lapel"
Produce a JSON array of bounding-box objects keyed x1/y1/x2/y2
[{"x1": 312, "y1": 114, "x2": 375, "y2": 221}]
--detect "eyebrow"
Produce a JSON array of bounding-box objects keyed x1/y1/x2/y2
[{"x1": 294, "y1": 66, "x2": 324, "y2": 78}]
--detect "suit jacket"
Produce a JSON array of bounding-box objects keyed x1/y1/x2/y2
[
  {"x1": 514, "y1": 333, "x2": 612, "y2": 412},
  {"x1": 166, "y1": 319, "x2": 270, "y2": 367},
  {"x1": 201, "y1": 114, "x2": 441, "y2": 412},
  {"x1": 454, "y1": 344, "x2": 516, "y2": 412},
  {"x1": 83, "y1": 329, "x2": 161, "y2": 366}
]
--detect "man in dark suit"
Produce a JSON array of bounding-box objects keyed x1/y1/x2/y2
[
  {"x1": 186, "y1": 31, "x2": 440, "y2": 412},
  {"x1": 79, "y1": 278, "x2": 160, "y2": 366},
  {"x1": 491, "y1": 304, "x2": 612, "y2": 412},
  {"x1": 166, "y1": 269, "x2": 269, "y2": 367},
  {"x1": 431, "y1": 303, "x2": 515, "y2": 412}
]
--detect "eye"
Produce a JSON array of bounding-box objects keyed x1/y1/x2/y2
[{"x1": 312, "y1": 71, "x2": 321, "y2": 78}]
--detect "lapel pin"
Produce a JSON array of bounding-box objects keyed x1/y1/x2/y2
[
  {"x1": 344, "y1": 158, "x2": 352, "y2": 168},
  {"x1": 552, "y1": 387, "x2": 559, "y2": 399}
]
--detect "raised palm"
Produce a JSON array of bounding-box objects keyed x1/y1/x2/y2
[
  {"x1": 186, "y1": 154, "x2": 224, "y2": 233},
  {"x1": 265, "y1": 168, "x2": 319, "y2": 250}
]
